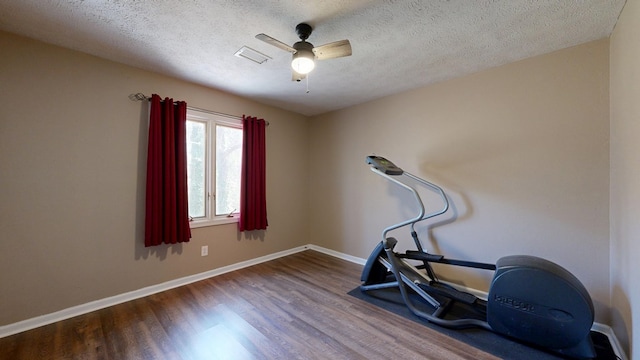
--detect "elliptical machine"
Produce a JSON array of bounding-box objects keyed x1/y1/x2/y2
[{"x1": 360, "y1": 155, "x2": 596, "y2": 359}]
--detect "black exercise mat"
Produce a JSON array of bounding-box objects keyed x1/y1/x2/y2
[{"x1": 348, "y1": 286, "x2": 618, "y2": 359}]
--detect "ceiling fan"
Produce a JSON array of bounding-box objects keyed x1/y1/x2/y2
[{"x1": 256, "y1": 23, "x2": 352, "y2": 81}]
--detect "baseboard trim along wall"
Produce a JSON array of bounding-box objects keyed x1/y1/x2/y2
[{"x1": 0, "y1": 244, "x2": 628, "y2": 360}]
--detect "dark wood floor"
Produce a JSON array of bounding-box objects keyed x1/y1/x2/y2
[{"x1": 0, "y1": 250, "x2": 499, "y2": 360}]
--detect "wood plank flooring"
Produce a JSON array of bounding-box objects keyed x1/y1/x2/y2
[{"x1": 0, "y1": 250, "x2": 499, "y2": 360}]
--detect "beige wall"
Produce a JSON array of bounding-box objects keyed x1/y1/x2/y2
[
  {"x1": 610, "y1": 0, "x2": 640, "y2": 356},
  {"x1": 309, "y1": 39, "x2": 611, "y2": 323},
  {"x1": 0, "y1": 31, "x2": 309, "y2": 326},
  {"x1": 1, "y1": 20, "x2": 632, "y2": 353}
]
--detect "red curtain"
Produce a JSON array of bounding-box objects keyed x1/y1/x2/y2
[
  {"x1": 144, "y1": 94, "x2": 191, "y2": 247},
  {"x1": 239, "y1": 115, "x2": 268, "y2": 231}
]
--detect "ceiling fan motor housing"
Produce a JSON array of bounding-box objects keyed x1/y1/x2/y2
[
  {"x1": 296, "y1": 23, "x2": 313, "y2": 40},
  {"x1": 293, "y1": 41, "x2": 314, "y2": 53}
]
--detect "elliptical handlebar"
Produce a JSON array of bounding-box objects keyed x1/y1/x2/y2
[{"x1": 366, "y1": 156, "x2": 450, "y2": 242}]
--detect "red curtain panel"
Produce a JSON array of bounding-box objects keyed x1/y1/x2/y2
[
  {"x1": 144, "y1": 94, "x2": 191, "y2": 247},
  {"x1": 239, "y1": 115, "x2": 268, "y2": 231}
]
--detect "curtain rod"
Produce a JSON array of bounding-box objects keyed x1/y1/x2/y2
[{"x1": 129, "y1": 93, "x2": 269, "y2": 125}]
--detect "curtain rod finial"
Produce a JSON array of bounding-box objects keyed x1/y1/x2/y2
[{"x1": 129, "y1": 93, "x2": 149, "y2": 101}]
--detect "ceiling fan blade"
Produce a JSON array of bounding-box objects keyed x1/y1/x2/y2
[
  {"x1": 313, "y1": 40, "x2": 352, "y2": 60},
  {"x1": 255, "y1": 33, "x2": 296, "y2": 53}
]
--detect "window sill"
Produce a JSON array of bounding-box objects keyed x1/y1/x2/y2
[{"x1": 190, "y1": 216, "x2": 239, "y2": 228}]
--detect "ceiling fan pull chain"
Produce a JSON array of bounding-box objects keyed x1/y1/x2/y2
[{"x1": 306, "y1": 73, "x2": 310, "y2": 93}]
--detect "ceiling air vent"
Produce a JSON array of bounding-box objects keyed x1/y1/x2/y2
[{"x1": 234, "y1": 46, "x2": 272, "y2": 64}]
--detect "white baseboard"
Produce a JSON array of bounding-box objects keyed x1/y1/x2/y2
[
  {"x1": 307, "y1": 244, "x2": 367, "y2": 265},
  {"x1": 591, "y1": 323, "x2": 628, "y2": 360},
  {"x1": 0, "y1": 244, "x2": 629, "y2": 359}
]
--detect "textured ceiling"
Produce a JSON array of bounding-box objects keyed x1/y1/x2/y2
[{"x1": 0, "y1": 0, "x2": 626, "y2": 116}]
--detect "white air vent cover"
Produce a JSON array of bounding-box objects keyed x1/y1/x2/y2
[{"x1": 234, "y1": 46, "x2": 272, "y2": 64}]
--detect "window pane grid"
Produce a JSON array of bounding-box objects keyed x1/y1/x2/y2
[
  {"x1": 186, "y1": 120, "x2": 207, "y2": 218},
  {"x1": 215, "y1": 125, "x2": 242, "y2": 216},
  {"x1": 186, "y1": 110, "x2": 242, "y2": 226}
]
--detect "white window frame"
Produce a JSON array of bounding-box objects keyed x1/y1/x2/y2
[{"x1": 187, "y1": 108, "x2": 242, "y2": 228}]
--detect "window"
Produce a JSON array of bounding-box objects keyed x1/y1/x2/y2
[{"x1": 186, "y1": 109, "x2": 242, "y2": 227}]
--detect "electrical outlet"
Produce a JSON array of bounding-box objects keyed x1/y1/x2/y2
[{"x1": 201, "y1": 245, "x2": 208, "y2": 257}]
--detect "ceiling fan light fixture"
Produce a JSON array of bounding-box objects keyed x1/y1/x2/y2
[
  {"x1": 256, "y1": 22, "x2": 351, "y2": 80},
  {"x1": 291, "y1": 49, "x2": 315, "y2": 74}
]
